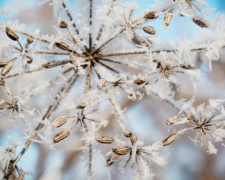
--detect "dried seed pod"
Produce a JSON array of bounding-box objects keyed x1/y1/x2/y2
[
  {"x1": 162, "y1": 133, "x2": 178, "y2": 146},
  {"x1": 59, "y1": 21, "x2": 68, "y2": 28},
  {"x1": 1, "y1": 61, "x2": 13, "y2": 76},
  {"x1": 164, "y1": 11, "x2": 173, "y2": 26},
  {"x1": 95, "y1": 136, "x2": 114, "y2": 144},
  {"x1": 52, "y1": 116, "x2": 68, "y2": 128},
  {"x1": 130, "y1": 134, "x2": 138, "y2": 145},
  {"x1": 144, "y1": 11, "x2": 157, "y2": 19},
  {"x1": 53, "y1": 130, "x2": 70, "y2": 143},
  {"x1": 77, "y1": 102, "x2": 86, "y2": 109},
  {"x1": 166, "y1": 116, "x2": 181, "y2": 125},
  {"x1": 193, "y1": 18, "x2": 208, "y2": 28},
  {"x1": 180, "y1": 64, "x2": 193, "y2": 69},
  {"x1": 134, "y1": 78, "x2": 146, "y2": 85},
  {"x1": 153, "y1": 59, "x2": 161, "y2": 68},
  {"x1": 0, "y1": 79, "x2": 5, "y2": 86},
  {"x1": 55, "y1": 41, "x2": 69, "y2": 51},
  {"x1": 123, "y1": 130, "x2": 132, "y2": 137},
  {"x1": 27, "y1": 36, "x2": 33, "y2": 44},
  {"x1": 106, "y1": 154, "x2": 119, "y2": 166},
  {"x1": 113, "y1": 147, "x2": 130, "y2": 155},
  {"x1": 142, "y1": 26, "x2": 156, "y2": 35},
  {"x1": 5, "y1": 27, "x2": 19, "y2": 41},
  {"x1": 0, "y1": 60, "x2": 9, "y2": 67},
  {"x1": 26, "y1": 56, "x2": 33, "y2": 64},
  {"x1": 42, "y1": 61, "x2": 59, "y2": 68},
  {"x1": 97, "y1": 79, "x2": 106, "y2": 89}
]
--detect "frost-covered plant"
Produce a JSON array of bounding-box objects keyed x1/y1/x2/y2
[{"x1": 0, "y1": 0, "x2": 225, "y2": 179}]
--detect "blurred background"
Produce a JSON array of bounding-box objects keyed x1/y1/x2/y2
[{"x1": 1, "y1": 0, "x2": 225, "y2": 180}]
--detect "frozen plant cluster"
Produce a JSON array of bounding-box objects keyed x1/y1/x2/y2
[{"x1": 0, "y1": 0, "x2": 225, "y2": 179}]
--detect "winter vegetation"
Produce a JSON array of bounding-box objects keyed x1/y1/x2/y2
[{"x1": 0, "y1": 0, "x2": 225, "y2": 179}]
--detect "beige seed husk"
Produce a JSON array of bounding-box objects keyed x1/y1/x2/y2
[
  {"x1": 42, "y1": 61, "x2": 59, "y2": 68},
  {"x1": 0, "y1": 79, "x2": 5, "y2": 86},
  {"x1": 164, "y1": 12, "x2": 173, "y2": 26},
  {"x1": 162, "y1": 133, "x2": 178, "y2": 146},
  {"x1": 52, "y1": 116, "x2": 68, "y2": 128},
  {"x1": 143, "y1": 26, "x2": 156, "y2": 35},
  {"x1": 180, "y1": 64, "x2": 191, "y2": 69},
  {"x1": 144, "y1": 11, "x2": 157, "y2": 19},
  {"x1": 95, "y1": 136, "x2": 114, "y2": 144},
  {"x1": 71, "y1": 54, "x2": 77, "y2": 65},
  {"x1": 1, "y1": 61, "x2": 13, "y2": 76},
  {"x1": 130, "y1": 134, "x2": 138, "y2": 144},
  {"x1": 77, "y1": 102, "x2": 86, "y2": 109},
  {"x1": 55, "y1": 41, "x2": 69, "y2": 51},
  {"x1": 193, "y1": 18, "x2": 208, "y2": 28},
  {"x1": 6, "y1": 27, "x2": 19, "y2": 41},
  {"x1": 134, "y1": 78, "x2": 146, "y2": 85},
  {"x1": 112, "y1": 147, "x2": 130, "y2": 155},
  {"x1": 0, "y1": 60, "x2": 9, "y2": 67},
  {"x1": 106, "y1": 154, "x2": 119, "y2": 166},
  {"x1": 59, "y1": 21, "x2": 68, "y2": 28},
  {"x1": 53, "y1": 130, "x2": 70, "y2": 143},
  {"x1": 123, "y1": 130, "x2": 132, "y2": 137},
  {"x1": 166, "y1": 116, "x2": 181, "y2": 125},
  {"x1": 97, "y1": 79, "x2": 106, "y2": 89},
  {"x1": 27, "y1": 36, "x2": 33, "y2": 44}
]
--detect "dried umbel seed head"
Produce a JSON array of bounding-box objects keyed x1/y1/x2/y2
[
  {"x1": 1, "y1": 61, "x2": 13, "y2": 76},
  {"x1": 97, "y1": 79, "x2": 106, "y2": 89},
  {"x1": 142, "y1": 26, "x2": 156, "y2": 35},
  {"x1": 52, "y1": 116, "x2": 68, "y2": 128},
  {"x1": 193, "y1": 18, "x2": 208, "y2": 28},
  {"x1": 77, "y1": 102, "x2": 86, "y2": 109},
  {"x1": 166, "y1": 116, "x2": 181, "y2": 125},
  {"x1": 59, "y1": 21, "x2": 68, "y2": 28},
  {"x1": 123, "y1": 130, "x2": 132, "y2": 137},
  {"x1": 95, "y1": 136, "x2": 114, "y2": 144},
  {"x1": 106, "y1": 154, "x2": 119, "y2": 167},
  {"x1": 53, "y1": 130, "x2": 70, "y2": 143},
  {"x1": 130, "y1": 134, "x2": 138, "y2": 145},
  {"x1": 5, "y1": 27, "x2": 19, "y2": 41},
  {"x1": 27, "y1": 36, "x2": 33, "y2": 44},
  {"x1": 42, "y1": 61, "x2": 59, "y2": 68},
  {"x1": 0, "y1": 60, "x2": 9, "y2": 67},
  {"x1": 55, "y1": 41, "x2": 69, "y2": 51},
  {"x1": 144, "y1": 11, "x2": 157, "y2": 19},
  {"x1": 26, "y1": 56, "x2": 33, "y2": 64},
  {"x1": 164, "y1": 11, "x2": 173, "y2": 26},
  {"x1": 0, "y1": 79, "x2": 5, "y2": 86},
  {"x1": 112, "y1": 147, "x2": 130, "y2": 155},
  {"x1": 162, "y1": 133, "x2": 178, "y2": 146},
  {"x1": 134, "y1": 78, "x2": 146, "y2": 85}
]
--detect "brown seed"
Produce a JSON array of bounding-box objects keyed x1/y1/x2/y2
[
  {"x1": 55, "y1": 41, "x2": 69, "y2": 51},
  {"x1": 77, "y1": 102, "x2": 86, "y2": 109},
  {"x1": 143, "y1": 26, "x2": 156, "y2": 35},
  {"x1": 162, "y1": 133, "x2": 178, "y2": 146},
  {"x1": 97, "y1": 79, "x2": 106, "y2": 89},
  {"x1": 134, "y1": 78, "x2": 146, "y2": 85},
  {"x1": 42, "y1": 61, "x2": 59, "y2": 68},
  {"x1": 0, "y1": 60, "x2": 9, "y2": 67},
  {"x1": 27, "y1": 36, "x2": 33, "y2": 44},
  {"x1": 52, "y1": 116, "x2": 68, "y2": 128},
  {"x1": 0, "y1": 79, "x2": 5, "y2": 86},
  {"x1": 164, "y1": 11, "x2": 173, "y2": 26},
  {"x1": 26, "y1": 56, "x2": 33, "y2": 64},
  {"x1": 193, "y1": 18, "x2": 208, "y2": 28},
  {"x1": 180, "y1": 64, "x2": 192, "y2": 69},
  {"x1": 5, "y1": 27, "x2": 19, "y2": 41},
  {"x1": 166, "y1": 116, "x2": 181, "y2": 125},
  {"x1": 113, "y1": 147, "x2": 130, "y2": 155},
  {"x1": 153, "y1": 59, "x2": 161, "y2": 68},
  {"x1": 95, "y1": 136, "x2": 114, "y2": 144},
  {"x1": 106, "y1": 154, "x2": 119, "y2": 166},
  {"x1": 1, "y1": 61, "x2": 13, "y2": 76},
  {"x1": 53, "y1": 130, "x2": 70, "y2": 143},
  {"x1": 144, "y1": 11, "x2": 157, "y2": 19},
  {"x1": 130, "y1": 134, "x2": 138, "y2": 145},
  {"x1": 123, "y1": 130, "x2": 132, "y2": 137},
  {"x1": 59, "y1": 21, "x2": 68, "y2": 28}
]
